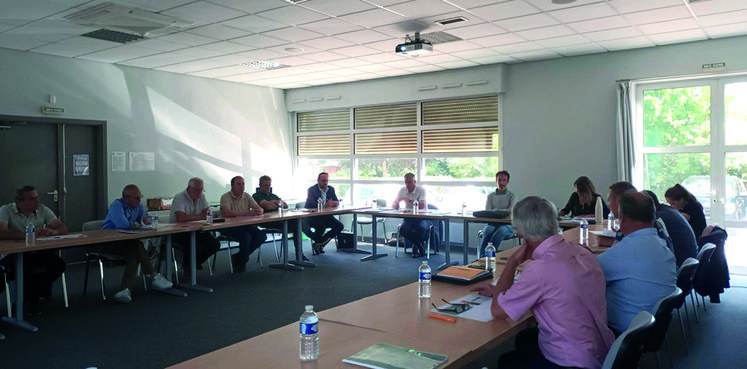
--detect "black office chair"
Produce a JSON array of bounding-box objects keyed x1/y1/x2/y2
[
  {"x1": 81, "y1": 220, "x2": 146, "y2": 300},
  {"x1": 601, "y1": 311, "x2": 656, "y2": 369},
  {"x1": 675, "y1": 257, "x2": 699, "y2": 349},
  {"x1": 642, "y1": 287, "x2": 684, "y2": 369},
  {"x1": 692, "y1": 243, "x2": 716, "y2": 317}
]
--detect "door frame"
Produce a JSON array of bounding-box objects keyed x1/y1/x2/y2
[{"x1": 0, "y1": 114, "x2": 108, "y2": 223}]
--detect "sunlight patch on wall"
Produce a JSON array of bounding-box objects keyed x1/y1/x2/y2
[{"x1": 147, "y1": 87, "x2": 242, "y2": 167}]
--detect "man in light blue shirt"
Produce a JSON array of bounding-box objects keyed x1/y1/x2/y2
[
  {"x1": 597, "y1": 190, "x2": 676, "y2": 334},
  {"x1": 101, "y1": 184, "x2": 172, "y2": 303}
]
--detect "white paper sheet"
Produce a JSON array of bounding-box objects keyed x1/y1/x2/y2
[{"x1": 430, "y1": 293, "x2": 494, "y2": 322}]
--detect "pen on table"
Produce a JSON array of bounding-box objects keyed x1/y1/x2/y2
[{"x1": 428, "y1": 313, "x2": 456, "y2": 323}]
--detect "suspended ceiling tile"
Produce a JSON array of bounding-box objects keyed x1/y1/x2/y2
[
  {"x1": 567, "y1": 16, "x2": 631, "y2": 33},
  {"x1": 450, "y1": 48, "x2": 501, "y2": 59},
  {"x1": 608, "y1": 0, "x2": 682, "y2": 14},
  {"x1": 648, "y1": 29, "x2": 708, "y2": 45},
  {"x1": 447, "y1": 0, "x2": 501, "y2": 9},
  {"x1": 691, "y1": 0, "x2": 747, "y2": 16},
  {"x1": 161, "y1": 1, "x2": 248, "y2": 24},
  {"x1": 447, "y1": 23, "x2": 506, "y2": 39},
  {"x1": 77, "y1": 45, "x2": 160, "y2": 63},
  {"x1": 495, "y1": 41, "x2": 543, "y2": 53},
  {"x1": 331, "y1": 44, "x2": 382, "y2": 57},
  {"x1": 511, "y1": 49, "x2": 562, "y2": 62},
  {"x1": 523, "y1": 0, "x2": 603, "y2": 11},
  {"x1": 495, "y1": 13, "x2": 559, "y2": 32},
  {"x1": 470, "y1": 33, "x2": 526, "y2": 47},
  {"x1": 335, "y1": 29, "x2": 392, "y2": 44},
  {"x1": 300, "y1": 51, "x2": 347, "y2": 62},
  {"x1": 430, "y1": 59, "x2": 479, "y2": 68},
  {"x1": 327, "y1": 57, "x2": 370, "y2": 68},
  {"x1": 222, "y1": 15, "x2": 287, "y2": 33},
  {"x1": 553, "y1": 43, "x2": 607, "y2": 56},
  {"x1": 300, "y1": 0, "x2": 376, "y2": 17},
  {"x1": 199, "y1": 40, "x2": 255, "y2": 54},
  {"x1": 357, "y1": 52, "x2": 405, "y2": 63},
  {"x1": 624, "y1": 6, "x2": 693, "y2": 26},
  {"x1": 387, "y1": 0, "x2": 461, "y2": 18},
  {"x1": 548, "y1": 2, "x2": 618, "y2": 23},
  {"x1": 232, "y1": 33, "x2": 288, "y2": 48},
  {"x1": 262, "y1": 27, "x2": 324, "y2": 43},
  {"x1": 155, "y1": 32, "x2": 217, "y2": 47},
  {"x1": 299, "y1": 36, "x2": 355, "y2": 50},
  {"x1": 257, "y1": 5, "x2": 329, "y2": 26},
  {"x1": 471, "y1": 54, "x2": 519, "y2": 64},
  {"x1": 697, "y1": 10, "x2": 747, "y2": 28},
  {"x1": 31, "y1": 36, "x2": 116, "y2": 57},
  {"x1": 704, "y1": 22, "x2": 747, "y2": 39},
  {"x1": 535, "y1": 34, "x2": 591, "y2": 48},
  {"x1": 135, "y1": 38, "x2": 190, "y2": 52},
  {"x1": 186, "y1": 24, "x2": 251, "y2": 40},
  {"x1": 638, "y1": 19, "x2": 699, "y2": 35},
  {"x1": 469, "y1": 1, "x2": 539, "y2": 22},
  {"x1": 582, "y1": 27, "x2": 643, "y2": 42},
  {"x1": 596, "y1": 36, "x2": 655, "y2": 51},
  {"x1": 338, "y1": 8, "x2": 405, "y2": 28},
  {"x1": 515, "y1": 24, "x2": 575, "y2": 41},
  {"x1": 430, "y1": 39, "x2": 480, "y2": 53},
  {"x1": 299, "y1": 18, "x2": 364, "y2": 35},
  {"x1": 206, "y1": 0, "x2": 289, "y2": 15},
  {"x1": 414, "y1": 53, "x2": 463, "y2": 64}
]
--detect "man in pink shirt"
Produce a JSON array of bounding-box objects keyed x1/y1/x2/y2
[{"x1": 472, "y1": 196, "x2": 615, "y2": 369}]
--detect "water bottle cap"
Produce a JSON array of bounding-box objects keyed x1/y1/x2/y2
[
  {"x1": 305, "y1": 305, "x2": 313, "y2": 311},
  {"x1": 421, "y1": 261, "x2": 428, "y2": 265}
]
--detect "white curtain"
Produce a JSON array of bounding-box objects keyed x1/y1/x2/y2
[{"x1": 616, "y1": 81, "x2": 634, "y2": 182}]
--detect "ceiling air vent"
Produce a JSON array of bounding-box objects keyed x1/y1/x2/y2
[
  {"x1": 419, "y1": 31, "x2": 462, "y2": 45},
  {"x1": 82, "y1": 28, "x2": 144, "y2": 43},
  {"x1": 434, "y1": 17, "x2": 468, "y2": 26},
  {"x1": 65, "y1": 2, "x2": 192, "y2": 37},
  {"x1": 242, "y1": 60, "x2": 290, "y2": 70}
]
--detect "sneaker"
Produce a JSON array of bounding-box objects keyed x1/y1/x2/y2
[
  {"x1": 152, "y1": 273, "x2": 173, "y2": 290},
  {"x1": 114, "y1": 288, "x2": 132, "y2": 303}
]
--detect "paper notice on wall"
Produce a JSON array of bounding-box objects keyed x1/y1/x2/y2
[
  {"x1": 129, "y1": 152, "x2": 155, "y2": 171},
  {"x1": 73, "y1": 154, "x2": 90, "y2": 176},
  {"x1": 111, "y1": 152, "x2": 126, "y2": 172}
]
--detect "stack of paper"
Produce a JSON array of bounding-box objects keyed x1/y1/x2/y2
[{"x1": 343, "y1": 343, "x2": 447, "y2": 369}]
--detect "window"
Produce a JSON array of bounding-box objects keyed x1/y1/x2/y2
[{"x1": 294, "y1": 95, "x2": 501, "y2": 211}]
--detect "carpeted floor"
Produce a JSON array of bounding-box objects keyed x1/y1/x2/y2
[{"x1": 1, "y1": 241, "x2": 745, "y2": 369}]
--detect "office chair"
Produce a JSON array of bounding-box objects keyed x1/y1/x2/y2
[
  {"x1": 692, "y1": 243, "x2": 716, "y2": 316},
  {"x1": 357, "y1": 199, "x2": 387, "y2": 244},
  {"x1": 642, "y1": 287, "x2": 683, "y2": 369},
  {"x1": 601, "y1": 311, "x2": 656, "y2": 369},
  {"x1": 674, "y1": 258, "x2": 698, "y2": 348}
]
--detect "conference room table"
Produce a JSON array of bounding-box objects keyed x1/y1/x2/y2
[
  {"x1": 0, "y1": 206, "x2": 361, "y2": 332},
  {"x1": 350, "y1": 208, "x2": 588, "y2": 268}
]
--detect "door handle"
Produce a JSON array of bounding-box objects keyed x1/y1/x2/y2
[{"x1": 48, "y1": 189, "x2": 59, "y2": 202}]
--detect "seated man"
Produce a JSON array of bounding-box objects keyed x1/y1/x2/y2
[
  {"x1": 0, "y1": 185, "x2": 67, "y2": 315},
  {"x1": 597, "y1": 190, "x2": 677, "y2": 335},
  {"x1": 101, "y1": 184, "x2": 173, "y2": 303},
  {"x1": 480, "y1": 170, "x2": 516, "y2": 255},
  {"x1": 252, "y1": 175, "x2": 308, "y2": 261},
  {"x1": 392, "y1": 173, "x2": 428, "y2": 258},
  {"x1": 219, "y1": 176, "x2": 265, "y2": 272},
  {"x1": 169, "y1": 177, "x2": 220, "y2": 275},
  {"x1": 642, "y1": 190, "x2": 698, "y2": 267},
  {"x1": 303, "y1": 172, "x2": 343, "y2": 255},
  {"x1": 471, "y1": 196, "x2": 614, "y2": 369}
]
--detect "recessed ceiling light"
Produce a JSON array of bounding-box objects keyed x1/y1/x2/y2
[{"x1": 241, "y1": 60, "x2": 289, "y2": 70}]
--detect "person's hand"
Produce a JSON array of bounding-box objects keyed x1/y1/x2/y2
[
  {"x1": 508, "y1": 242, "x2": 531, "y2": 265},
  {"x1": 253, "y1": 206, "x2": 263, "y2": 215},
  {"x1": 38, "y1": 227, "x2": 55, "y2": 236},
  {"x1": 470, "y1": 283, "x2": 497, "y2": 297}
]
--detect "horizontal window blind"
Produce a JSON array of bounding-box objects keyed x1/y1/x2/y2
[
  {"x1": 297, "y1": 109, "x2": 349, "y2": 132},
  {"x1": 297, "y1": 134, "x2": 350, "y2": 155},
  {"x1": 422, "y1": 95, "x2": 498, "y2": 125},
  {"x1": 354, "y1": 103, "x2": 416, "y2": 129},
  {"x1": 355, "y1": 131, "x2": 417, "y2": 154},
  {"x1": 423, "y1": 127, "x2": 498, "y2": 153}
]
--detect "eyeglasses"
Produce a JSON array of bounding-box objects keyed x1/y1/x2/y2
[{"x1": 432, "y1": 299, "x2": 472, "y2": 314}]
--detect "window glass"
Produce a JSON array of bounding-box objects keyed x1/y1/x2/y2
[
  {"x1": 297, "y1": 158, "x2": 351, "y2": 180},
  {"x1": 643, "y1": 152, "x2": 710, "y2": 202},
  {"x1": 423, "y1": 157, "x2": 499, "y2": 182},
  {"x1": 725, "y1": 82, "x2": 747, "y2": 145},
  {"x1": 642, "y1": 86, "x2": 711, "y2": 147},
  {"x1": 357, "y1": 158, "x2": 417, "y2": 180},
  {"x1": 352, "y1": 183, "x2": 402, "y2": 207},
  {"x1": 421, "y1": 185, "x2": 493, "y2": 212}
]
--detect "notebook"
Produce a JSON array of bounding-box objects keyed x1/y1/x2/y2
[
  {"x1": 343, "y1": 343, "x2": 448, "y2": 369},
  {"x1": 432, "y1": 265, "x2": 492, "y2": 285}
]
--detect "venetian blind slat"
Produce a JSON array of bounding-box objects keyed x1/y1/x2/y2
[
  {"x1": 355, "y1": 131, "x2": 417, "y2": 154},
  {"x1": 422, "y1": 95, "x2": 498, "y2": 125},
  {"x1": 297, "y1": 109, "x2": 349, "y2": 132},
  {"x1": 297, "y1": 135, "x2": 350, "y2": 155},
  {"x1": 422, "y1": 127, "x2": 498, "y2": 153},
  {"x1": 354, "y1": 103, "x2": 417, "y2": 129}
]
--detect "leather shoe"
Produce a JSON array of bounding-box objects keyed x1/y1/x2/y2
[
  {"x1": 301, "y1": 254, "x2": 311, "y2": 262},
  {"x1": 232, "y1": 254, "x2": 246, "y2": 273}
]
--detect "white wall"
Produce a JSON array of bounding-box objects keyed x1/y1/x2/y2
[
  {"x1": 0, "y1": 47, "x2": 291, "y2": 205},
  {"x1": 284, "y1": 35, "x2": 747, "y2": 212}
]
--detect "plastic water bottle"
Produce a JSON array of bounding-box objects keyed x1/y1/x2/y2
[
  {"x1": 607, "y1": 211, "x2": 616, "y2": 231},
  {"x1": 25, "y1": 222, "x2": 35, "y2": 246},
  {"x1": 484, "y1": 242, "x2": 496, "y2": 272},
  {"x1": 595, "y1": 197, "x2": 603, "y2": 224},
  {"x1": 461, "y1": 202, "x2": 467, "y2": 216},
  {"x1": 412, "y1": 199, "x2": 419, "y2": 214},
  {"x1": 151, "y1": 215, "x2": 159, "y2": 230},
  {"x1": 299, "y1": 305, "x2": 319, "y2": 361},
  {"x1": 317, "y1": 198, "x2": 324, "y2": 212},
  {"x1": 206, "y1": 208, "x2": 213, "y2": 224},
  {"x1": 579, "y1": 218, "x2": 589, "y2": 245},
  {"x1": 418, "y1": 261, "x2": 431, "y2": 298},
  {"x1": 277, "y1": 203, "x2": 284, "y2": 216}
]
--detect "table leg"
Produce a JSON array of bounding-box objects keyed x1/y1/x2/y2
[
  {"x1": 1, "y1": 253, "x2": 38, "y2": 332},
  {"x1": 159, "y1": 234, "x2": 187, "y2": 297},
  {"x1": 361, "y1": 214, "x2": 386, "y2": 261},
  {"x1": 176, "y1": 231, "x2": 213, "y2": 293},
  {"x1": 289, "y1": 218, "x2": 315, "y2": 268},
  {"x1": 270, "y1": 219, "x2": 304, "y2": 271},
  {"x1": 437, "y1": 219, "x2": 457, "y2": 270}
]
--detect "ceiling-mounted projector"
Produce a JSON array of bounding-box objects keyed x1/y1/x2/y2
[{"x1": 395, "y1": 32, "x2": 433, "y2": 56}]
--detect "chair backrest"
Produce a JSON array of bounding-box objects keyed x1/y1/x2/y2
[
  {"x1": 697, "y1": 243, "x2": 716, "y2": 261},
  {"x1": 693, "y1": 243, "x2": 717, "y2": 296},
  {"x1": 676, "y1": 258, "x2": 699, "y2": 294},
  {"x1": 295, "y1": 201, "x2": 306, "y2": 210},
  {"x1": 81, "y1": 219, "x2": 106, "y2": 231},
  {"x1": 602, "y1": 311, "x2": 656, "y2": 369},
  {"x1": 643, "y1": 287, "x2": 683, "y2": 352},
  {"x1": 375, "y1": 198, "x2": 387, "y2": 207},
  {"x1": 255, "y1": 187, "x2": 272, "y2": 193}
]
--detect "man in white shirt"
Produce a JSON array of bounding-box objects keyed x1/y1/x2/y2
[
  {"x1": 392, "y1": 173, "x2": 428, "y2": 257},
  {"x1": 219, "y1": 176, "x2": 265, "y2": 273},
  {"x1": 169, "y1": 177, "x2": 220, "y2": 275}
]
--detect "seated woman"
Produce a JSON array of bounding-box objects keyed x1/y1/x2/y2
[
  {"x1": 558, "y1": 176, "x2": 609, "y2": 218},
  {"x1": 665, "y1": 183, "x2": 707, "y2": 238}
]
